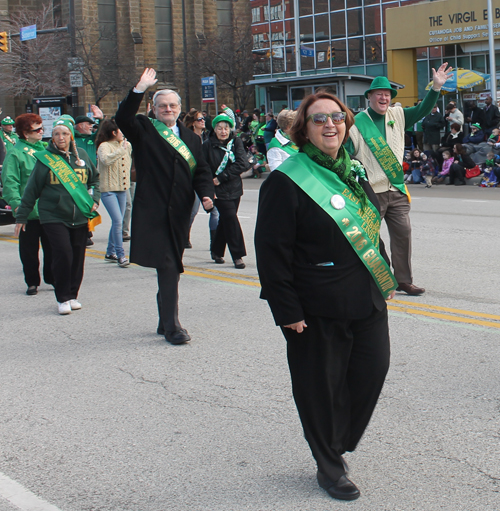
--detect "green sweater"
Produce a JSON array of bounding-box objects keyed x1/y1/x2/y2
[
  {"x1": 74, "y1": 120, "x2": 100, "y2": 166},
  {"x1": 345, "y1": 89, "x2": 440, "y2": 153},
  {"x1": 1, "y1": 139, "x2": 46, "y2": 220},
  {"x1": 16, "y1": 141, "x2": 100, "y2": 227},
  {"x1": 0, "y1": 130, "x2": 19, "y2": 152}
]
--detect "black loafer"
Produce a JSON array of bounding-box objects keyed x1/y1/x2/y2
[
  {"x1": 233, "y1": 258, "x2": 245, "y2": 269},
  {"x1": 26, "y1": 285, "x2": 38, "y2": 296},
  {"x1": 211, "y1": 252, "x2": 225, "y2": 264},
  {"x1": 317, "y1": 471, "x2": 360, "y2": 501},
  {"x1": 165, "y1": 328, "x2": 191, "y2": 345},
  {"x1": 157, "y1": 325, "x2": 165, "y2": 335}
]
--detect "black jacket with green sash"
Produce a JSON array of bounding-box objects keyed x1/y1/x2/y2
[
  {"x1": 15, "y1": 141, "x2": 100, "y2": 228},
  {"x1": 115, "y1": 89, "x2": 214, "y2": 271},
  {"x1": 255, "y1": 152, "x2": 390, "y2": 326}
]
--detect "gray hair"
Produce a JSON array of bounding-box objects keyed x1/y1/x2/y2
[{"x1": 153, "y1": 89, "x2": 182, "y2": 107}]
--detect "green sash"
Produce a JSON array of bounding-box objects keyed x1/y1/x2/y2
[
  {"x1": 354, "y1": 111, "x2": 407, "y2": 196},
  {"x1": 149, "y1": 119, "x2": 196, "y2": 176},
  {"x1": 278, "y1": 153, "x2": 398, "y2": 298},
  {"x1": 35, "y1": 151, "x2": 98, "y2": 219},
  {"x1": 268, "y1": 131, "x2": 299, "y2": 156}
]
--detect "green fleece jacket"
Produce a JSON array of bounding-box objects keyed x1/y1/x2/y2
[
  {"x1": 1, "y1": 139, "x2": 46, "y2": 220},
  {"x1": 0, "y1": 130, "x2": 19, "y2": 152},
  {"x1": 74, "y1": 119, "x2": 100, "y2": 166},
  {"x1": 16, "y1": 141, "x2": 100, "y2": 228}
]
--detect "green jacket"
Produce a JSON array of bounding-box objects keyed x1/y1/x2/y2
[
  {"x1": 1, "y1": 139, "x2": 47, "y2": 220},
  {"x1": 74, "y1": 120, "x2": 100, "y2": 166},
  {"x1": 16, "y1": 141, "x2": 100, "y2": 228},
  {"x1": 0, "y1": 130, "x2": 19, "y2": 152}
]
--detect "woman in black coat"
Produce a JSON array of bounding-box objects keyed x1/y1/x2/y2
[
  {"x1": 203, "y1": 113, "x2": 248, "y2": 269},
  {"x1": 448, "y1": 143, "x2": 476, "y2": 185},
  {"x1": 255, "y1": 92, "x2": 396, "y2": 502}
]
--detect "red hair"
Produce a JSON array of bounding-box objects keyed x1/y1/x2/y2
[
  {"x1": 289, "y1": 91, "x2": 354, "y2": 148},
  {"x1": 14, "y1": 114, "x2": 43, "y2": 140}
]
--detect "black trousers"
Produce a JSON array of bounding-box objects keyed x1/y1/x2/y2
[
  {"x1": 212, "y1": 197, "x2": 246, "y2": 261},
  {"x1": 448, "y1": 163, "x2": 466, "y2": 184},
  {"x1": 18, "y1": 219, "x2": 53, "y2": 287},
  {"x1": 42, "y1": 223, "x2": 88, "y2": 303},
  {"x1": 282, "y1": 306, "x2": 390, "y2": 483}
]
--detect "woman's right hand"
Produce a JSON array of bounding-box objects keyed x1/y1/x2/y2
[
  {"x1": 284, "y1": 320, "x2": 307, "y2": 333},
  {"x1": 14, "y1": 223, "x2": 26, "y2": 237}
]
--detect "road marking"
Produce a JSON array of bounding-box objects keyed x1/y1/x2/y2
[
  {"x1": 3, "y1": 235, "x2": 500, "y2": 330},
  {"x1": 0, "y1": 472, "x2": 62, "y2": 511}
]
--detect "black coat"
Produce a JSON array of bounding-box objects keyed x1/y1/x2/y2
[
  {"x1": 202, "y1": 132, "x2": 247, "y2": 201},
  {"x1": 255, "y1": 169, "x2": 388, "y2": 326},
  {"x1": 422, "y1": 112, "x2": 446, "y2": 145},
  {"x1": 115, "y1": 89, "x2": 214, "y2": 271},
  {"x1": 483, "y1": 104, "x2": 500, "y2": 130}
]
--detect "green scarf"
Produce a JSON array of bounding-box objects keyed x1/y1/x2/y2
[{"x1": 302, "y1": 142, "x2": 368, "y2": 210}]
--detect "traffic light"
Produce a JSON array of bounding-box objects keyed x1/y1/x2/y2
[
  {"x1": 331, "y1": 47, "x2": 335, "y2": 61},
  {"x1": 0, "y1": 32, "x2": 8, "y2": 53},
  {"x1": 371, "y1": 46, "x2": 376, "y2": 61},
  {"x1": 327, "y1": 46, "x2": 335, "y2": 61}
]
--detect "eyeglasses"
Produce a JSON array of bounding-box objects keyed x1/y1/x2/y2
[
  {"x1": 307, "y1": 112, "x2": 346, "y2": 126},
  {"x1": 29, "y1": 127, "x2": 44, "y2": 133},
  {"x1": 195, "y1": 117, "x2": 205, "y2": 122}
]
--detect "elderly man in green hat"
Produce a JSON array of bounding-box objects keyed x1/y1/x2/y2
[
  {"x1": 1, "y1": 116, "x2": 19, "y2": 152},
  {"x1": 346, "y1": 63, "x2": 452, "y2": 296}
]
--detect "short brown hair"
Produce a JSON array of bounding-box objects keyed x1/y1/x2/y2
[
  {"x1": 450, "y1": 123, "x2": 461, "y2": 131},
  {"x1": 183, "y1": 108, "x2": 202, "y2": 131},
  {"x1": 289, "y1": 92, "x2": 354, "y2": 148},
  {"x1": 14, "y1": 114, "x2": 43, "y2": 140}
]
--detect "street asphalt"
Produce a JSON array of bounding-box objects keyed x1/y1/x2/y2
[{"x1": 1, "y1": 177, "x2": 500, "y2": 510}]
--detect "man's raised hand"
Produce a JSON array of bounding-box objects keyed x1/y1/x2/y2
[{"x1": 136, "y1": 68, "x2": 158, "y2": 93}]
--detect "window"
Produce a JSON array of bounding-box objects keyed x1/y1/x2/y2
[
  {"x1": 252, "y1": 7, "x2": 261, "y2": 23},
  {"x1": 155, "y1": 0, "x2": 173, "y2": 74},
  {"x1": 217, "y1": 0, "x2": 232, "y2": 27},
  {"x1": 98, "y1": 0, "x2": 118, "y2": 71},
  {"x1": 347, "y1": 9, "x2": 363, "y2": 37}
]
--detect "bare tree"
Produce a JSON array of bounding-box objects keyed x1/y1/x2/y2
[
  {"x1": 73, "y1": 20, "x2": 135, "y2": 106},
  {"x1": 189, "y1": 21, "x2": 254, "y2": 111},
  {"x1": 0, "y1": 5, "x2": 71, "y2": 97}
]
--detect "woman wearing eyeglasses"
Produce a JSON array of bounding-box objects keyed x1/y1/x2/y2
[
  {"x1": 255, "y1": 92, "x2": 396, "y2": 502},
  {"x1": 2, "y1": 114, "x2": 53, "y2": 296},
  {"x1": 183, "y1": 108, "x2": 219, "y2": 250}
]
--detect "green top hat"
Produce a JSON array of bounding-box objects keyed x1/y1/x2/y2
[
  {"x1": 364, "y1": 76, "x2": 398, "y2": 99},
  {"x1": 1, "y1": 116, "x2": 15, "y2": 125}
]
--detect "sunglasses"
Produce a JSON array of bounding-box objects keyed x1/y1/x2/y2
[
  {"x1": 29, "y1": 127, "x2": 44, "y2": 133},
  {"x1": 307, "y1": 112, "x2": 347, "y2": 125},
  {"x1": 195, "y1": 117, "x2": 205, "y2": 122}
]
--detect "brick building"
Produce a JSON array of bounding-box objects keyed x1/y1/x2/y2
[{"x1": 0, "y1": 0, "x2": 252, "y2": 119}]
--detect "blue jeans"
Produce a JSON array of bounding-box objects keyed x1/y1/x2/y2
[
  {"x1": 101, "y1": 191, "x2": 127, "y2": 258},
  {"x1": 189, "y1": 195, "x2": 219, "y2": 231}
]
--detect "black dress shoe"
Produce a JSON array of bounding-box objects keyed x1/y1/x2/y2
[
  {"x1": 185, "y1": 240, "x2": 192, "y2": 249},
  {"x1": 165, "y1": 328, "x2": 191, "y2": 345},
  {"x1": 157, "y1": 325, "x2": 165, "y2": 335},
  {"x1": 396, "y1": 282, "x2": 425, "y2": 295},
  {"x1": 317, "y1": 471, "x2": 360, "y2": 501},
  {"x1": 26, "y1": 286, "x2": 38, "y2": 296}
]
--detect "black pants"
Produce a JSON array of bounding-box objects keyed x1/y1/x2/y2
[
  {"x1": 282, "y1": 307, "x2": 390, "y2": 483},
  {"x1": 42, "y1": 223, "x2": 88, "y2": 303},
  {"x1": 212, "y1": 197, "x2": 246, "y2": 261},
  {"x1": 448, "y1": 163, "x2": 466, "y2": 185},
  {"x1": 18, "y1": 219, "x2": 53, "y2": 287}
]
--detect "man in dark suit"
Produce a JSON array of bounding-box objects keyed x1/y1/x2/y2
[
  {"x1": 115, "y1": 68, "x2": 214, "y2": 345},
  {"x1": 482, "y1": 95, "x2": 500, "y2": 138}
]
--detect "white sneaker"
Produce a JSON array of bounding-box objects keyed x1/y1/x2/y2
[
  {"x1": 69, "y1": 299, "x2": 82, "y2": 310},
  {"x1": 118, "y1": 257, "x2": 130, "y2": 267},
  {"x1": 57, "y1": 301, "x2": 71, "y2": 315}
]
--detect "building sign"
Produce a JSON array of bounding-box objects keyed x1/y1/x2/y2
[
  {"x1": 386, "y1": 0, "x2": 500, "y2": 50},
  {"x1": 201, "y1": 76, "x2": 215, "y2": 103}
]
